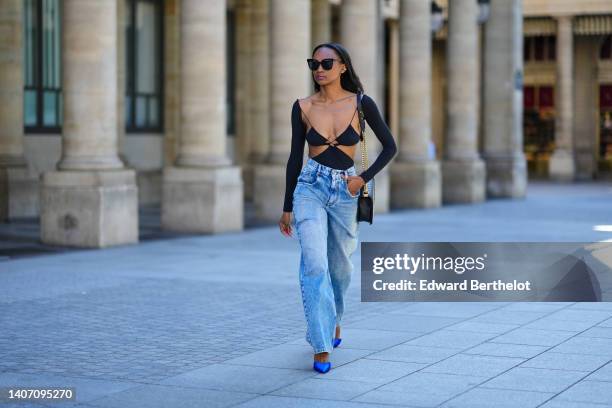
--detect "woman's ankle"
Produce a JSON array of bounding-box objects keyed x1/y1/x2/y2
[{"x1": 314, "y1": 351, "x2": 329, "y2": 362}]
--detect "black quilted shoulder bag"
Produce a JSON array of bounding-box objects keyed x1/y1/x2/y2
[{"x1": 356, "y1": 92, "x2": 374, "y2": 224}]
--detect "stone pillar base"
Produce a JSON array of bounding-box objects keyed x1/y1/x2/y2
[
  {"x1": 0, "y1": 162, "x2": 39, "y2": 219},
  {"x1": 486, "y1": 155, "x2": 527, "y2": 198},
  {"x1": 162, "y1": 165, "x2": 243, "y2": 233},
  {"x1": 549, "y1": 149, "x2": 575, "y2": 181},
  {"x1": 390, "y1": 160, "x2": 441, "y2": 208},
  {"x1": 40, "y1": 169, "x2": 138, "y2": 248},
  {"x1": 253, "y1": 163, "x2": 285, "y2": 222},
  {"x1": 136, "y1": 169, "x2": 162, "y2": 206},
  {"x1": 442, "y1": 159, "x2": 486, "y2": 203},
  {"x1": 242, "y1": 163, "x2": 255, "y2": 202}
]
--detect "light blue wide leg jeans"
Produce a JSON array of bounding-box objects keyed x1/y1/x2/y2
[{"x1": 292, "y1": 157, "x2": 360, "y2": 354}]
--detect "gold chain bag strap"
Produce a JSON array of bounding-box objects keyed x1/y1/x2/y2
[{"x1": 356, "y1": 92, "x2": 374, "y2": 224}]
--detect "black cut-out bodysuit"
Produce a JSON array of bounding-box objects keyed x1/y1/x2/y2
[{"x1": 283, "y1": 92, "x2": 397, "y2": 212}]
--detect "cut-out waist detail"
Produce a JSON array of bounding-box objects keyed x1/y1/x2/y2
[{"x1": 308, "y1": 146, "x2": 355, "y2": 170}]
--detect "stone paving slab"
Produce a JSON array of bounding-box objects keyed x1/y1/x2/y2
[
  {"x1": 519, "y1": 352, "x2": 612, "y2": 372},
  {"x1": 552, "y1": 380, "x2": 612, "y2": 406},
  {"x1": 232, "y1": 395, "x2": 400, "y2": 408},
  {"x1": 346, "y1": 314, "x2": 465, "y2": 333},
  {"x1": 479, "y1": 366, "x2": 589, "y2": 393},
  {"x1": 1, "y1": 181, "x2": 612, "y2": 407},
  {"x1": 399, "y1": 328, "x2": 500, "y2": 349},
  {"x1": 157, "y1": 364, "x2": 315, "y2": 394},
  {"x1": 287, "y1": 328, "x2": 425, "y2": 351},
  {"x1": 85, "y1": 385, "x2": 256, "y2": 408},
  {"x1": 439, "y1": 387, "x2": 554, "y2": 408},
  {"x1": 462, "y1": 342, "x2": 550, "y2": 358},
  {"x1": 365, "y1": 344, "x2": 461, "y2": 364},
  {"x1": 586, "y1": 361, "x2": 612, "y2": 382},
  {"x1": 269, "y1": 378, "x2": 380, "y2": 402},
  {"x1": 540, "y1": 399, "x2": 612, "y2": 408},
  {"x1": 489, "y1": 328, "x2": 580, "y2": 347},
  {"x1": 363, "y1": 372, "x2": 487, "y2": 406},
  {"x1": 420, "y1": 353, "x2": 526, "y2": 377}
]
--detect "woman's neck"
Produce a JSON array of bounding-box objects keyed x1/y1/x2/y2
[{"x1": 317, "y1": 84, "x2": 352, "y2": 104}]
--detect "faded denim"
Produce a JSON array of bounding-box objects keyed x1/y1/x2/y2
[{"x1": 291, "y1": 157, "x2": 360, "y2": 354}]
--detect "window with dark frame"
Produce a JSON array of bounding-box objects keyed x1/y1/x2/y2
[
  {"x1": 599, "y1": 85, "x2": 612, "y2": 163},
  {"x1": 598, "y1": 36, "x2": 612, "y2": 171},
  {"x1": 125, "y1": 0, "x2": 164, "y2": 133},
  {"x1": 547, "y1": 36, "x2": 556, "y2": 60},
  {"x1": 23, "y1": 0, "x2": 62, "y2": 134},
  {"x1": 601, "y1": 35, "x2": 612, "y2": 60},
  {"x1": 523, "y1": 35, "x2": 556, "y2": 62}
]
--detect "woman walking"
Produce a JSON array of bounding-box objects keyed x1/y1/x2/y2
[{"x1": 279, "y1": 42, "x2": 397, "y2": 373}]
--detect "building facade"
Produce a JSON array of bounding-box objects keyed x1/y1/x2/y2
[{"x1": 0, "y1": 0, "x2": 610, "y2": 247}]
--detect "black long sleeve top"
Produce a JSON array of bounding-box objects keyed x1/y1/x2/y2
[{"x1": 283, "y1": 93, "x2": 397, "y2": 212}]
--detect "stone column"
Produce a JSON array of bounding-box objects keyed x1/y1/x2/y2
[
  {"x1": 549, "y1": 15, "x2": 575, "y2": 181},
  {"x1": 391, "y1": 0, "x2": 441, "y2": 208},
  {"x1": 235, "y1": 0, "x2": 254, "y2": 199},
  {"x1": 56, "y1": 2, "x2": 124, "y2": 171},
  {"x1": 483, "y1": 0, "x2": 526, "y2": 197},
  {"x1": 341, "y1": 0, "x2": 379, "y2": 103},
  {"x1": 247, "y1": 0, "x2": 270, "y2": 201},
  {"x1": 162, "y1": 0, "x2": 243, "y2": 233},
  {"x1": 0, "y1": 0, "x2": 38, "y2": 219},
  {"x1": 117, "y1": 0, "x2": 128, "y2": 167},
  {"x1": 388, "y1": 19, "x2": 399, "y2": 140},
  {"x1": 312, "y1": 0, "x2": 332, "y2": 47},
  {"x1": 40, "y1": 0, "x2": 138, "y2": 248},
  {"x1": 442, "y1": 0, "x2": 486, "y2": 203},
  {"x1": 573, "y1": 36, "x2": 599, "y2": 180},
  {"x1": 253, "y1": 0, "x2": 310, "y2": 221},
  {"x1": 163, "y1": 0, "x2": 180, "y2": 167},
  {"x1": 340, "y1": 0, "x2": 391, "y2": 213}
]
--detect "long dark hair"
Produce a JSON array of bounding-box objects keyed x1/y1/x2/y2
[{"x1": 310, "y1": 42, "x2": 364, "y2": 94}]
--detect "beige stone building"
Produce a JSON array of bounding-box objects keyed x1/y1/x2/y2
[
  {"x1": 434, "y1": 0, "x2": 612, "y2": 182},
  {"x1": 0, "y1": 0, "x2": 610, "y2": 248}
]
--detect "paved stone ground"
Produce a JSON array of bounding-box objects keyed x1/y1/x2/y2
[{"x1": 1, "y1": 180, "x2": 612, "y2": 407}]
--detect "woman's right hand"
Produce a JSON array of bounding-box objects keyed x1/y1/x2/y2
[{"x1": 279, "y1": 212, "x2": 293, "y2": 237}]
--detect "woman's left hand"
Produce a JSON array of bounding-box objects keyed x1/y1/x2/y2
[{"x1": 342, "y1": 175, "x2": 365, "y2": 196}]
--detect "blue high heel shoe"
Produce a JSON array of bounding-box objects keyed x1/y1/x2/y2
[
  {"x1": 333, "y1": 337, "x2": 342, "y2": 348},
  {"x1": 313, "y1": 360, "x2": 331, "y2": 373}
]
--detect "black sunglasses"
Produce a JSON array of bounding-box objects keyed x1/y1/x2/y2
[{"x1": 307, "y1": 58, "x2": 342, "y2": 71}]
